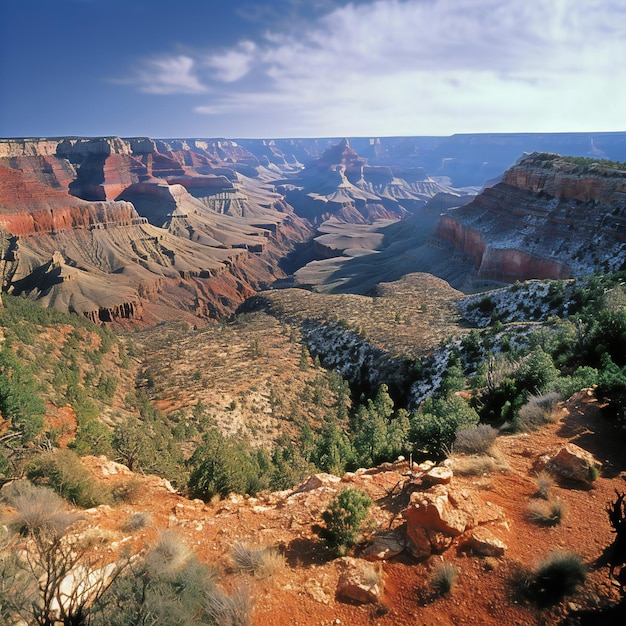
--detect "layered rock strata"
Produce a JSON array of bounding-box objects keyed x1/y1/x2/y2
[
  {"x1": 434, "y1": 153, "x2": 626, "y2": 282},
  {"x1": 0, "y1": 137, "x2": 310, "y2": 324}
]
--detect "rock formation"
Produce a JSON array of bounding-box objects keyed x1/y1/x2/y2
[
  {"x1": 0, "y1": 137, "x2": 310, "y2": 324},
  {"x1": 434, "y1": 153, "x2": 626, "y2": 284}
]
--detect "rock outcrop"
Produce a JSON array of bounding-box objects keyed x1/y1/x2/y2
[
  {"x1": 402, "y1": 482, "x2": 506, "y2": 559},
  {"x1": 434, "y1": 153, "x2": 626, "y2": 283},
  {"x1": 0, "y1": 137, "x2": 311, "y2": 324}
]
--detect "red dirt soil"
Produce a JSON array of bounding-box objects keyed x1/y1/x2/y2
[{"x1": 79, "y1": 390, "x2": 626, "y2": 625}]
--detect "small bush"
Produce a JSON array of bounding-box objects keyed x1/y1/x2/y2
[
  {"x1": 528, "y1": 551, "x2": 586, "y2": 603},
  {"x1": 429, "y1": 561, "x2": 457, "y2": 596},
  {"x1": 144, "y1": 531, "x2": 191, "y2": 577},
  {"x1": 518, "y1": 392, "x2": 562, "y2": 431},
  {"x1": 1, "y1": 481, "x2": 81, "y2": 537},
  {"x1": 112, "y1": 478, "x2": 144, "y2": 504},
  {"x1": 231, "y1": 541, "x2": 285, "y2": 578},
  {"x1": 318, "y1": 488, "x2": 373, "y2": 555},
  {"x1": 528, "y1": 497, "x2": 565, "y2": 526},
  {"x1": 454, "y1": 424, "x2": 498, "y2": 455}
]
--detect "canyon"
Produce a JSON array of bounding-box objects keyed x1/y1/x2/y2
[{"x1": 1, "y1": 134, "x2": 625, "y2": 325}]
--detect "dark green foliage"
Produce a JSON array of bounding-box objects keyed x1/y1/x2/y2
[
  {"x1": 0, "y1": 346, "x2": 45, "y2": 442},
  {"x1": 70, "y1": 415, "x2": 113, "y2": 456},
  {"x1": 595, "y1": 355, "x2": 626, "y2": 423},
  {"x1": 606, "y1": 491, "x2": 626, "y2": 577},
  {"x1": 561, "y1": 155, "x2": 626, "y2": 170},
  {"x1": 25, "y1": 449, "x2": 111, "y2": 508},
  {"x1": 476, "y1": 349, "x2": 558, "y2": 428},
  {"x1": 188, "y1": 429, "x2": 266, "y2": 500},
  {"x1": 513, "y1": 348, "x2": 558, "y2": 395},
  {"x1": 554, "y1": 366, "x2": 598, "y2": 399},
  {"x1": 583, "y1": 308, "x2": 626, "y2": 367},
  {"x1": 112, "y1": 416, "x2": 185, "y2": 485},
  {"x1": 439, "y1": 354, "x2": 466, "y2": 395},
  {"x1": 410, "y1": 396, "x2": 479, "y2": 459},
  {"x1": 311, "y1": 416, "x2": 355, "y2": 475},
  {"x1": 267, "y1": 435, "x2": 314, "y2": 491},
  {"x1": 527, "y1": 551, "x2": 586, "y2": 604},
  {"x1": 318, "y1": 488, "x2": 372, "y2": 555}
]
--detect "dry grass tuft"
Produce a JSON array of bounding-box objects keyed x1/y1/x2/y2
[
  {"x1": 533, "y1": 471, "x2": 554, "y2": 500},
  {"x1": 518, "y1": 392, "x2": 562, "y2": 431},
  {"x1": 449, "y1": 454, "x2": 509, "y2": 476},
  {"x1": 231, "y1": 541, "x2": 285, "y2": 579},
  {"x1": 429, "y1": 561, "x2": 458, "y2": 596},
  {"x1": 528, "y1": 497, "x2": 565, "y2": 526},
  {"x1": 454, "y1": 424, "x2": 498, "y2": 455}
]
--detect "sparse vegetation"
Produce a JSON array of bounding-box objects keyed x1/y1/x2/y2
[
  {"x1": 526, "y1": 551, "x2": 586, "y2": 604},
  {"x1": 518, "y1": 391, "x2": 562, "y2": 430},
  {"x1": 230, "y1": 541, "x2": 285, "y2": 578},
  {"x1": 0, "y1": 482, "x2": 131, "y2": 626},
  {"x1": 26, "y1": 449, "x2": 111, "y2": 508},
  {"x1": 454, "y1": 424, "x2": 498, "y2": 455},
  {"x1": 533, "y1": 471, "x2": 554, "y2": 500},
  {"x1": 528, "y1": 497, "x2": 565, "y2": 526},
  {"x1": 318, "y1": 488, "x2": 373, "y2": 556},
  {"x1": 429, "y1": 561, "x2": 458, "y2": 596}
]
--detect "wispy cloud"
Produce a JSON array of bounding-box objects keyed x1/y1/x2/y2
[
  {"x1": 130, "y1": 55, "x2": 208, "y2": 95},
  {"x1": 126, "y1": 0, "x2": 626, "y2": 134},
  {"x1": 204, "y1": 41, "x2": 257, "y2": 82}
]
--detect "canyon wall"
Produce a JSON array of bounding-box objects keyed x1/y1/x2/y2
[
  {"x1": 0, "y1": 137, "x2": 311, "y2": 325},
  {"x1": 434, "y1": 153, "x2": 626, "y2": 283}
]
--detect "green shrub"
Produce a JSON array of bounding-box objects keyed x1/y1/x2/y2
[
  {"x1": 0, "y1": 346, "x2": 45, "y2": 442},
  {"x1": 527, "y1": 551, "x2": 586, "y2": 604},
  {"x1": 410, "y1": 396, "x2": 479, "y2": 459},
  {"x1": 25, "y1": 450, "x2": 110, "y2": 508},
  {"x1": 318, "y1": 488, "x2": 372, "y2": 555},
  {"x1": 188, "y1": 429, "x2": 266, "y2": 500},
  {"x1": 70, "y1": 417, "x2": 113, "y2": 456},
  {"x1": 93, "y1": 532, "x2": 219, "y2": 626}
]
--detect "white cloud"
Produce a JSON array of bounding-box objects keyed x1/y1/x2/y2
[
  {"x1": 134, "y1": 0, "x2": 626, "y2": 134},
  {"x1": 204, "y1": 41, "x2": 257, "y2": 82},
  {"x1": 133, "y1": 55, "x2": 208, "y2": 95}
]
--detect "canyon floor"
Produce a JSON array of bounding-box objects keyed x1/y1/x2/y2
[{"x1": 78, "y1": 389, "x2": 626, "y2": 625}]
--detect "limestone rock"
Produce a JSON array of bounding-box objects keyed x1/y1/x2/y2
[
  {"x1": 293, "y1": 473, "x2": 341, "y2": 494},
  {"x1": 402, "y1": 484, "x2": 505, "y2": 558},
  {"x1": 335, "y1": 557, "x2": 383, "y2": 604},
  {"x1": 462, "y1": 527, "x2": 507, "y2": 557},
  {"x1": 423, "y1": 465, "x2": 453, "y2": 486},
  {"x1": 405, "y1": 526, "x2": 453, "y2": 559},
  {"x1": 544, "y1": 443, "x2": 599, "y2": 483},
  {"x1": 362, "y1": 529, "x2": 406, "y2": 561}
]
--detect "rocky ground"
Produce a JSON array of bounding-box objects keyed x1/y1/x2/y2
[{"x1": 70, "y1": 389, "x2": 626, "y2": 625}]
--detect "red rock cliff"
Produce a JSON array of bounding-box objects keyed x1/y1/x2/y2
[{"x1": 434, "y1": 153, "x2": 626, "y2": 283}]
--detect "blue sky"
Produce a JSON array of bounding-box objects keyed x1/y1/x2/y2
[{"x1": 1, "y1": 0, "x2": 625, "y2": 138}]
